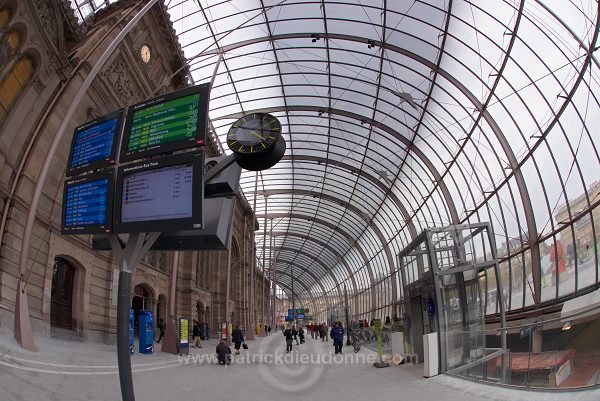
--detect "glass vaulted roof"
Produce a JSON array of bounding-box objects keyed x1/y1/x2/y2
[{"x1": 71, "y1": 0, "x2": 600, "y2": 319}]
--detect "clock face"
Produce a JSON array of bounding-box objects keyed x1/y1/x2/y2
[
  {"x1": 227, "y1": 113, "x2": 282, "y2": 155},
  {"x1": 140, "y1": 45, "x2": 151, "y2": 63}
]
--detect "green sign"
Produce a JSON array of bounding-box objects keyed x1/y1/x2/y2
[
  {"x1": 296, "y1": 308, "x2": 304, "y2": 314},
  {"x1": 127, "y1": 93, "x2": 200, "y2": 152},
  {"x1": 520, "y1": 324, "x2": 536, "y2": 338}
]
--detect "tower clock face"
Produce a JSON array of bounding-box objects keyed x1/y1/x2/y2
[
  {"x1": 226, "y1": 113, "x2": 281, "y2": 155},
  {"x1": 140, "y1": 45, "x2": 151, "y2": 63}
]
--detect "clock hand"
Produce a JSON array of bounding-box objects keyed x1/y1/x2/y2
[{"x1": 250, "y1": 131, "x2": 265, "y2": 140}]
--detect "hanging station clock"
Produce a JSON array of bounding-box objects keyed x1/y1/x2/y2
[
  {"x1": 226, "y1": 112, "x2": 286, "y2": 171},
  {"x1": 227, "y1": 112, "x2": 281, "y2": 155}
]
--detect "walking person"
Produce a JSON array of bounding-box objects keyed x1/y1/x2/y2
[
  {"x1": 292, "y1": 325, "x2": 299, "y2": 345},
  {"x1": 331, "y1": 321, "x2": 345, "y2": 355},
  {"x1": 283, "y1": 325, "x2": 294, "y2": 353},
  {"x1": 309, "y1": 322, "x2": 315, "y2": 339},
  {"x1": 298, "y1": 325, "x2": 305, "y2": 344},
  {"x1": 192, "y1": 319, "x2": 203, "y2": 348},
  {"x1": 232, "y1": 324, "x2": 244, "y2": 355},
  {"x1": 205, "y1": 323, "x2": 211, "y2": 341},
  {"x1": 321, "y1": 323, "x2": 329, "y2": 342},
  {"x1": 157, "y1": 318, "x2": 166, "y2": 343}
]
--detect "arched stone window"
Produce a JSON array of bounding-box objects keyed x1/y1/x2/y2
[
  {"x1": 0, "y1": 55, "x2": 34, "y2": 120},
  {"x1": 0, "y1": 8, "x2": 11, "y2": 29},
  {"x1": 0, "y1": 29, "x2": 19, "y2": 65}
]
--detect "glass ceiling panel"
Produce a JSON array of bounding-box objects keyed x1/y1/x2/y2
[{"x1": 72, "y1": 0, "x2": 600, "y2": 317}]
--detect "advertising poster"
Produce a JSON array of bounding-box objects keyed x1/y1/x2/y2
[
  {"x1": 179, "y1": 318, "x2": 189, "y2": 355},
  {"x1": 180, "y1": 318, "x2": 189, "y2": 344}
]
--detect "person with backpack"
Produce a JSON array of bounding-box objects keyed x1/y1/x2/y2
[
  {"x1": 232, "y1": 324, "x2": 244, "y2": 355},
  {"x1": 330, "y1": 321, "x2": 345, "y2": 354}
]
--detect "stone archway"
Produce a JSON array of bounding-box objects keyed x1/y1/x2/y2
[
  {"x1": 157, "y1": 294, "x2": 167, "y2": 331},
  {"x1": 50, "y1": 257, "x2": 75, "y2": 330},
  {"x1": 47, "y1": 255, "x2": 88, "y2": 338},
  {"x1": 196, "y1": 301, "x2": 205, "y2": 324},
  {"x1": 131, "y1": 283, "x2": 156, "y2": 335}
]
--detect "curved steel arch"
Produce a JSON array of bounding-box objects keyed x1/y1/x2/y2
[
  {"x1": 269, "y1": 231, "x2": 358, "y2": 296},
  {"x1": 254, "y1": 187, "x2": 395, "y2": 285},
  {"x1": 275, "y1": 261, "x2": 333, "y2": 313},
  {"x1": 262, "y1": 211, "x2": 378, "y2": 314},
  {"x1": 276, "y1": 273, "x2": 320, "y2": 311},
  {"x1": 275, "y1": 246, "x2": 343, "y2": 292},
  {"x1": 214, "y1": 103, "x2": 459, "y2": 223},
  {"x1": 279, "y1": 154, "x2": 418, "y2": 237}
]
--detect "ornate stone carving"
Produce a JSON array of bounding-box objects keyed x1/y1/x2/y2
[
  {"x1": 32, "y1": 56, "x2": 58, "y2": 93},
  {"x1": 99, "y1": 55, "x2": 142, "y2": 105},
  {"x1": 0, "y1": 37, "x2": 12, "y2": 66},
  {"x1": 32, "y1": 0, "x2": 58, "y2": 48},
  {"x1": 132, "y1": 20, "x2": 147, "y2": 38}
]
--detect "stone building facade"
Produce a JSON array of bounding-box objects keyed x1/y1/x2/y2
[{"x1": 0, "y1": 0, "x2": 270, "y2": 344}]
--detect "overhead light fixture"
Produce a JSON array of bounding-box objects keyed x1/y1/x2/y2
[
  {"x1": 562, "y1": 321, "x2": 572, "y2": 331},
  {"x1": 391, "y1": 90, "x2": 419, "y2": 110}
]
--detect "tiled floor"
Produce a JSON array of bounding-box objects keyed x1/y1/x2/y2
[{"x1": 0, "y1": 327, "x2": 599, "y2": 401}]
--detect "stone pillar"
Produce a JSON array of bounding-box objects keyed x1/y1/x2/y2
[{"x1": 532, "y1": 328, "x2": 543, "y2": 353}]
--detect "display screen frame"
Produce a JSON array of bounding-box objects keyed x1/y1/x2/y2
[
  {"x1": 61, "y1": 169, "x2": 115, "y2": 235},
  {"x1": 119, "y1": 84, "x2": 210, "y2": 163},
  {"x1": 66, "y1": 110, "x2": 124, "y2": 177},
  {"x1": 113, "y1": 151, "x2": 204, "y2": 234}
]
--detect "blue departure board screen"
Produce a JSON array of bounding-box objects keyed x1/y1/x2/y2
[
  {"x1": 67, "y1": 111, "x2": 122, "y2": 176},
  {"x1": 61, "y1": 172, "x2": 114, "y2": 234}
]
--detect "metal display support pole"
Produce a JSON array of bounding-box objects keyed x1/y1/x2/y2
[
  {"x1": 344, "y1": 285, "x2": 351, "y2": 346},
  {"x1": 109, "y1": 232, "x2": 160, "y2": 401}
]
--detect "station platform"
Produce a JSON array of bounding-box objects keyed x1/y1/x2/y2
[{"x1": 0, "y1": 327, "x2": 598, "y2": 401}]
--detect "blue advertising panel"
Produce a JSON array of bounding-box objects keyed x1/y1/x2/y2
[
  {"x1": 288, "y1": 309, "x2": 296, "y2": 315},
  {"x1": 138, "y1": 310, "x2": 154, "y2": 354}
]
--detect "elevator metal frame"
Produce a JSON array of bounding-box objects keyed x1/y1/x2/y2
[{"x1": 398, "y1": 222, "x2": 507, "y2": 379}]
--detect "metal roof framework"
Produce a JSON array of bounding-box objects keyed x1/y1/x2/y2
[{"x1": 70, "y1": 0, "x2": 600, "y2": 319}]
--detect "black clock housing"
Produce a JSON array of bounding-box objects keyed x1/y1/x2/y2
[{"x1": 226, "y1": 113, "x2": 281, "y2": 156}]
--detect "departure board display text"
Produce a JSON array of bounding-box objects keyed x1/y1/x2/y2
[
  {"x1": 61, "y1": 171, "x2": 114, "y2": 235},
  {"x1": 121, "y1": 164, "x2": 193, "y2": 223},
  {"x1": 113, "y1": 152, "x2": 204, "y2": 234},
  {"x1": 120, "y1": 84, "x2": 209, "y2": 162},
  {"x1": 66, "y1": 111, "x2": 123, "y2": 176}
]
